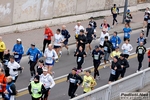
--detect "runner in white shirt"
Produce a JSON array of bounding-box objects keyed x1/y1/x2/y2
[
  {"x1": 53, "y1": 29, "x2": 64, "y2": 62},
  {"x1": 121, "y1": 39, "x2": 133, "y2": 59},
  {"x1": 44, "y1": 44, "x2": 58, "y2": 77},
  {"x1": 40, "y1": 67, "x2": 55, "y2": 100},
  {"x1": 7, "y1": 55, "x2": 23, "y2": 83},
  {"x1": 99, "y1": 29, "x2": 110, "y2": 48}
]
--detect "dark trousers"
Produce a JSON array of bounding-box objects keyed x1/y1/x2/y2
[
  {"x1": 94, "y1": 62, "x2": 100, "y2": 79},
  {"x1": 32, "y1": 96, "x2": 41, "y2": 100},
  {"x1": 3, "y1": 65, "x2": 9, "y2": 76},
  {"x1": 137, "y1": 55, "x2": 144, "y2": 71},
  {"x1": 77, "y1": 61, "x2": 83, "y2": 69},
  {"x1": 43, "y1": 39, "x2": 51, "y2": 53},
  {"x1": 121, "y1": 68, "x2": 126, "y2": 78},
  {"x1": 68, "y1": 84, "x2": 78, "y2": 99},
  {"x1": 112, "y1": 14, "x2": 118, "y2": 25},
  {"x1": 146, "y1": 23, "x2": 150, "y2": 37},
  {"x1": 0, "y1": 52, "x2": 4, "y2": 62},
  {"x1": 29, "y1": 61, "x2": 37, "y2": 77},
  {"x1": 12, "y1": 76, "x2": 18, "y2": 83},
  {"x1": 149, "y1": 62, "x2": 150, "y2": 67}
]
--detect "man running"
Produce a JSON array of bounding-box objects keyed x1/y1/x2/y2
[
  {"x1": 26, "y1": 44, "x2": 43, "y2": 81},
  {"x1": 136, "y1": 42, "x2": 146, "y2": 72},
  {"x1": 100, "y1": 19, "x2": 111, "y2": 32},
  {"x1": 111, "y1": 4, "x2": 119, "y2": 28},
  {"x1": 61, "y1": 25, "x2": 71, "y2": 55},
  {"x1": 137, "y1": 32, "x2": 147, "y2": 46},
  {"x1": 67, "y1": 68, "x2": 83, "y2": 99},
  {"x1": 89, "y1": 17, "x2": 97, "y2": 39},
  {"x1": 146, "y1": 12, "x2": 150, "y2": 38},
  {"x1": 77, "y1": 29, "x2": 86, "y2": 51}
]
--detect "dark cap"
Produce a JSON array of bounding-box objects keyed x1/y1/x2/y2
[
  {"x1": 90, "y1": 17, "x2": 94, "y2": 19},
  {"x1": 86, "y1": 69, "x2": 91, "y2": 73},
  {"x1": 114, "y1": 56, "x2": 119, "y2": 60},
  {"x1": 114, "y1": 4, "x2": 116, "y2": 6},
  {"x1": 72, "y1": 67, "x2": 77, "y2": 71},
  {"x1": 120, "y1": 53, "x2": 124, "y2": 57},
  {"x1": 95, "y1": 45, "x2": 99, "y2": 49},
  {"x1": 34, "y1": 75, "x2": 40, "y2": 80},
  {"x1": 39, "y1": 59, "x2": 44, "y2": 63},
  {"x1": 31, "y1": 43, "x2": 35, "y2": 46}
]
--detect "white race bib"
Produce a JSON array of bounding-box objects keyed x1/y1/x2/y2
[
  {"x1": 44, "y1": 35, "x2": 48, "y2": 39},
  {"x1": 84, "y1": 82, "x2": 90, "y2": 88},
  {"x1": 30, "y1": 56, "x2": 34, "y2": 61},
  {"x1": 104, "y1": 46, "x2": 108, "y2": 51},
  {"x1": 125, "y1": 33, "x2": 128, "y2": 37},
  {"x1": 33, "y1": 88, "x2": 38, "y2": 94},
  {"x1": 14, "y1": 55, "x2": 19, "y2": 58},
  {"x1": 11, "y1": 76, "x2": 15, "y2": 80},
  {"x1": 112, "y1": 43, "x2": 115, "y2": 47},
  {"x1": 69, "y1": 78, "x2": 76, "y2": 83},
  {"x1": 94, "y1": 55, "x2": 99, "y2": 60},
  {"x1": 111, "y1": 69, "x2": 116, "y2": 75},
  {"x1": 138, "y1": 49, "x2": 143, "y2": 54},
  {"x1": 78, "y1": 57, "x2": 82, "y2": 62},
  {"x1": 124, "y1": 50, "x2": 128, "y2": 54},
  {"x1": 46, "y1": 57, "x2": 53, "y2": 63},
  {"x1": 4, "y1": 60, "x2": 8, "y2": 65}
]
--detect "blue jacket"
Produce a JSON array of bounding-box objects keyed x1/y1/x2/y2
[
  {"x1": 123, "y1": 27, "x2": 132, "y2": 38},
  {"x1": 110, "y1": 36, "x2": 121, "y2": 48},
  {"x1": 12, "y1": 44, "x2": 24, "y2": 55},
  {"x1": 26, "y1": 47, "x2": 43, "y2": 62}
]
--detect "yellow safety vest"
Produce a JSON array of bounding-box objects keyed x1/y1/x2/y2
[{"x1": 31, "y1": 81, "x2": 42, "y2": 98}]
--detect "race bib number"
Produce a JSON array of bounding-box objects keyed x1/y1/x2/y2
[
  {"x1": 111, "y1": 69, "x2": 116, "y2": 75},
  {"x1": 84, "y1": 82, "x2": 90, "y2": 88},
  {"x1": 112, "y1": 43, "x2": 115, "y2": 47},
  {"x1": 78, "y1": 57, "x2": 82, "y2": 62},
  {"x1": 104, "y1": 46, "x2": 108, "y2": 51},
  {"x1": 94, "y1": 55, "x2": 99, "y2": 60},
  {"x1": 44, "y1": 35, "x2": 48, "y2": 39},
  {"x1": 46, "y1": 57, "x2": 53, "y2": 63},
  {"x1": 125, "y1": 33, "x2": 128, "y2": 37},
  {"x1": 124, "y1": 50, "x2": 128, "y2": 53},
  {"x1": 30, "y1": 56, "x2": 34, "y2": 61},
  {"x1": 14, "y1": 55, "x2": 19, "y2": 58},
  {"x1": 11, "y1": 76, "x2": 15, "y2": 80},
  {"x1": 138, "y1": 49, "x2": 143, "y2": 54},
  {"x1": 101, "y1": 38, "x2": 104, "y2": 41},
  {"x1": 33, "y1": 88, "x2": 38, "y2": 94},
  {"x1": 4, "y1": 60, "x2": 8, "y2": 65},
  {"x1": 69, "y1": 78, "x2": 76, "y2": 83}
]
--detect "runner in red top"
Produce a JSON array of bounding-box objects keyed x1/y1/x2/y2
[
  {"x1": 43, "y1": 25, "x2": 54, "y2": 53},
  {"x1": 147, "y1": 49, "x2": 150, "y2": 67}
]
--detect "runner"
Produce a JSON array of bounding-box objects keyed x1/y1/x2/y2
[
  {"x1": 103, "y1": 36, "x2": 113, "y2": 68},
  {"x1": 74, "y1": 46, "x2": 86, "y2": 73},
  {"x1": 89, "y1": 17, "x2": 97, "y2": 39},
  {"x1": 111, "y1": 4, "x2": 119, "y2": 28},
  {"x1": 44, "y1": 44, "x2": 58, "y2": 77},
  {"x1": 36, "y1": 60, "x2": 45, "y2": 76},
  {"x1": 3, "y1": 76, "x2": 17, "y2": 100},
  {"x1": 82, "y1": 70, "x2": 96, "y2": 93},
  {"x1": 136, "y1": 42, "x2": 146, "y2": 72},
  {"x1": 142, "y1": 7, "x2": 150, "y2": 31},
  {"x1": 0, "y1": 37, "x2": 6, "y2": 62},
  {"x1": 7, "y1": 55, "x2": 24, "y2": 83},
  {"x1": 146, "y1": 12, "x2": 150, "y2": 38},
  {"x1": 28, "y1": 75, "x2": 46, "y2": 100},
  {"x1": 147, "y1": 49, "x2": 150, "y2": 67},
  {"x1": 110, "y1": 46, "x2": 121, "y2": 59},
  {"x1": 92, "y1": 45, "x2": 104, "y2": 80},
  {"x1": 108, "y1": 56, "x2": 122, "y2": 84},
  {"x1": 136, "y1": 32, "x2": 147, "y2": 46},
  {"x1": 110, "y1": 31, "x2": 121, "y2": 51},
  {"x1": 125, "y1": 9, "x2": 132, "y2": 27},
  {"x1": 0, "y1": 68, "x2": 7, "y2": 100},
  {"x1": 77, "y1": 29, "x2": 86, "y2": 51},
  {"x1": 43, "y1": 24, "x2": 54, "y2": 53},
  {"x1": 26, "y1": 44, "x2": 43, "y2": 81},
  {"x1": 40, "y1": 67, "x2": 55, "y2": 100},
  {"x1": 3, "y1": 49, "x2": 10, "y2": 77},
  {"x1": 53, "y1": 29, "x2": 64, "y2": 62},
  {"x1": 67, "y1": 68, "x2": 83, "y2": 99},
  {"x1": 100, "y1": 19, "x2": 111, "y2": 32},
  {"x1": 118, "y1": 54, "x2": 129, "y2": 79},
  {"x1": 121, "y1": 39, "x2": 133, "y2": 59},
  {"x1": 61, "y1": 25, "x2": 71, "y2": 55},
  {"x1": 85, "y1": 24, "x2": 94, "y2": 55},
  {"x1": 123, "y1": 24, "x2": 132, "y2": 41},
  {"x1": 99, "y1": 29, "x2": 110, "y2": 48}
]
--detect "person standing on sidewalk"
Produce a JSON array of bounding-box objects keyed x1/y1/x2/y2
[
  {"x1": 121, "y1": 39, "x2": 133, "y2": 59},
  {"x1": 26, "y1": 44, "x2": 43, "y2": 81},
  {"x1": 40, "y1": 67, "x2": 55, "y2": 100},
  {"x1": 89, "y1": 17, "x2": 97, "y2": 39},
  {"x1": 0, "y1": 37, "x2": 6, "y2": 62},
  {"x1": 74, "y1": 46, "x2": 86, "y2": 73},
  {"x1": 28, "y1": 75, "x2": 46, "y2": 100},
  {"x1": 136, "y1": 42, "x2": 146, "y2": 72},
  {"x1": 85, "y1": 24, "x2": 94, "y2": 55},
  {"x1": 110, "y1": 31, "x2": 121, "y2": 51},
  {"x1": 3, "y1": 76, "x2": 17, "y2": 100},
  {"x1": 137, "y1": 32, "x2": 147, "y2": 46},
  {"x1": 44, "y1": 44, "x2": 58, "y2": 77},
  {"x1": 123, "y1": 24, "x2": 132, "y2": 41},
  {"x1": 0, "y1": 68, "x2": 7, "y2": 100},
  {"x1": 61, "y1": 25, "x2": 71, "y2": 55},
  {"x1": 67, "y1": 68, "x2": 83, "y2": 99},
  {"x1": 43, "y1": 25, "x2": 54, "y2": 53},
  {"x1": 92, "y1": 45, "x2": 104, "y2": 80},
  {"x1": 3, "y1": 49, "x2": 10, "y2": 77},
  {"x1": 111, "y1": 4, "x2": 119, "y2": 28},
  {"x1": 146, "y1": 12, "x2": 150, "y2": 38}
]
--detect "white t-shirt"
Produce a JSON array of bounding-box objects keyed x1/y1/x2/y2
[
  {"x1": 99, "y1": 32, "x2": 110, "y2": 46},
  {"x1": 121, "y1": 43, "x2": 133, "y2": 54},
  {"x1": 40, "y1": 74, "x2": 55, "y2": 89},
  {"x1": 7, "y1": 61, "x2": 21, "y2": 76},
  {"x1": 44, "y1": 48, "x2": 58, "y2": 64},
  {"x1": 54, "y1": 34, "x2": 64, "y2": 46},
  {"x1": 74, "y1": 25, "x2": 84, "y2": 35}
]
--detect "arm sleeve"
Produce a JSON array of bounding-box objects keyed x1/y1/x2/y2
[
  {"x1": 78, "y1": 75, "x2": 83, "y2": 85},
  {"x1": 10, "y1": 84, "x2": 17, "y2": 95},
  {"x1": 26, "y1": 49, "x2": 30, "y2": 55},
  {"x1": 2, "y1": 76, "x2": 7, "y2": 87},
  {"x1": 49, "y1": 76, "x2": 55, "y2": 89},
  {"x1": 136, "y1": 46, "x2": 138, "y2": 53},
  {"x1": 38, "y1": 49, "x2": 43, "y2": 58},
  {"x1": 124, "y1": 60, "x2": 129, "y2": 68},
  {"x1": 118, "y1": 37, "x2": 121, "y2": 44},
  {"x1": 67, "y1": 73, "x2": 70, "y2": 81},
  {"x1": 12, "y1": 45, "x2": 15, "y2": 52},
  {"x1": 28, "y1": 83, "x2": 32, "y2": 93}
]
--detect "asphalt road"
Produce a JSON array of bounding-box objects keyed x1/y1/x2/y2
[{"x1": 8, "y1": 28, "x2": 150, "y2": 100}]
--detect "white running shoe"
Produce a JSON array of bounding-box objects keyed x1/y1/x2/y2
[{"x1": 51, "y1": 71, "x2": 55, "y2": 78}]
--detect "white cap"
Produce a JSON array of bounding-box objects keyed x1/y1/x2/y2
[
  {"x1": 17, "y1": 38, "x2": 21, "y2": 42},
  {"x1": 42, "y1": 67, "x2": 48, "y2": 72}
]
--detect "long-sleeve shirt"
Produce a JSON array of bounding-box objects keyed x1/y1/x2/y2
[
  {"x1": 44, "y1": 28, "x2": 53, "y2": 40},
  {"x1": 92, "y1": 49, "x2": 104, "y2": 62},
  {"x1": 12, "y1": 44, "x2": 24, "y2": 55},
  {"x1": 0, "y1": 74, "x2": 6, "y2": 93},
  {"x1": 40, "y1": 74, "x2": 55, "y2": 89},
  {"x1": 121, "y1": 43, "x2": 133, "y2": 55},
  {"x1": 136, "y1": 45, "x2": 146, "y2": 55},
  {"x1": 67, "y1": 73, "x2": 83, "y2": 85},
  {"x1": 0, "y1": 41, "x2": 6, "y2": 52},
  {"x1": 110, "y1": 36, "x2": 121, "y2": 49},
  {"x1": 99, "y1": 32, "x2": 110, "y2": 46},
  {"x1": 6, "y1": 82, "x2": 17, "y2": 95},
  {"x1": 147, "y1": 50, "x2": 150, "y2": 62},
  {"x1": 118, "y1": 58, "x2": 129, "y2": 69}
]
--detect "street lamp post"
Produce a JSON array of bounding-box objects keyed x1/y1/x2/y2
[{"x1": 122, "y1": 0, "x2": 128, "y2": 24}]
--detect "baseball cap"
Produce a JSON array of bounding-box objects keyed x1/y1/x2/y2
[
  {"x1": 17, "y1": 38, "x2": 21, "y2": 42},
  {"x1": 31, "y1": 43, "x2": 35, "y2": 46},
  {"x1": 120, "y1": 53, "x2": 124, "y2": 57}
]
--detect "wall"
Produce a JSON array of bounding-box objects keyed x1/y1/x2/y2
[{"x1": 0, "y1": 0, "x2": 148, "y2": 27}]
